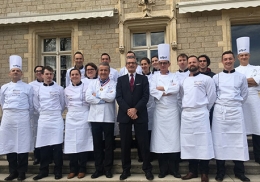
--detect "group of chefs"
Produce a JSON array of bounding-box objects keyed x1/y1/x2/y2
[{"x1": 0, "y1": 36, "x2": 259, "y2": 182}]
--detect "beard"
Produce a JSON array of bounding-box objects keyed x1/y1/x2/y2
[{"x1": 188, "y1": 65, "x2": 199, "y2": 72}]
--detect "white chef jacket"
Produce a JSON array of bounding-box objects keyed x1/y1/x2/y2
[
  {"x1": 176, "y1": 69, "x2": 190, "y2": 111},
  {"x1": 33, "y1": 82, "x2": 65, "y2": 147},
  {"x1": 0, "y1": 80, "x2": 34, "y2": 154},
  {"x1": 212, "y1": 71, "x2": 249, "y2": 161},
  {"x1": 150, "y1": 72, "x2": 180, "y2": 153},
  {"x1": 180, "y1": 73, "x2": 216, "y2": 160},
  {"x1": 66, "y1": 66, "x2": 85, "y2": 87},
  {"x1": 236, "y1": 64, "x2": 260, "y2": 135},
  {"x1": 64, "y1": 81, "x2": 93, "y2": 153},
  {"x1": 86, "y1": 79, "x2": 116, "y2": 123}
]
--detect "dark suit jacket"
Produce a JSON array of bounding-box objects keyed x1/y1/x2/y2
[{"x1": 116, "y1": 73, "x2": 149, "y2": 124}]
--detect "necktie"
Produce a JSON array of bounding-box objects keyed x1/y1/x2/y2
[{"x1": 130, "y1": 74, "x2": 134, "y2": 92}]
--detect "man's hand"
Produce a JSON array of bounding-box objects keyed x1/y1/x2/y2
[
  {"x1": 156, "y1": 86, "x2": 165, "y2": 91},
  {"x1": 247, "y1": 78, "x2": 258, "y2": 87},
  {"x1": 127, "y1": 108, "x2": 137, "y2": 118},
  {"x1": 92, "y1": 92, "x2": 96, "y2": 96}
]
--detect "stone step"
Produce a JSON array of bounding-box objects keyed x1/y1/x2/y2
[
  {"x1": 0, "y1": 174, "x2": 260, "y2": 182},
  {"x1": 0, "y1": 159, "x2": 259, "y2": 175}
]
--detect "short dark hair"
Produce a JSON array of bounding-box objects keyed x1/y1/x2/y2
[
  {"x1": 198, "y1": 54, "x2": 211, "y2": 66},
  {"x1": 151, "y1": 55, "x2": 158, "y2": 60},
  {"x1": 101, "y1": 53, "x2": 110, "y2": 60},
  {"x1": 140, "y1": 57, "x2": 151, "y2": 65},
  {"x1": 188, "y1": 55, "x2": 198, "y2": 61},
  {"x1": 84, "y1": 62, "x2": 98, "y2": 77},
  {"x1": 127, "y1": 51, "x2": 136, "y2": 56},
  {"x1": 42, "y1": 66, "x2": 54, "y2": 74},
  {"x1": 99, "y1": 62, "x2": 110, "y2": 70},
  {"x1": 69, "y1": 68, "x2": 81, "y2": 76},
  {"x1": 177, "y1": 53, "x2": 188, "y2": 61},
  {"x1": 34, "y1": 65, "x2": 43, "y2": 73},
  {"x1": 74, "y1": 51, "x2": 84, "y2": 59},
  {"x1": 222, "y1": 50, "x2": 235, "y2": 59}
]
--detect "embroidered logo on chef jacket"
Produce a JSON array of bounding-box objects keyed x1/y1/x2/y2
[
  {"x1": 251, "y1": 69, "x2": 258, "y2": 77},
  {"x1": 66, "y1": 94, "x2": 73, "y2": 101},
  {"x1": 194, "y1": 81, "x2": 203, "y2": 87},
  {"x1": 12, "y1": 89, "x2": 21, "y2": 96},
  {"x1": 50, "y1": 91, "x2": 59, "y2": 98}
]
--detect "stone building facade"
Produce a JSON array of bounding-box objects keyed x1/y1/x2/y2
[{"x1": 0, "y1": 0, "x2": 260, "y2": 86}]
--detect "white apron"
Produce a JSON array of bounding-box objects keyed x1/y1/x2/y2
[
  {"x1": 150, "y1": 97, "x2": 180, "y2": 153},
  {"x1": 32, "y1": 112, "x2": 39, "y2": 147},
  {"x1": 0, "y1": 109, "x2": 32, "y2": 154},
  {"x1": 181, "y1": 106, "x2": 214, "y2": 160},
  {"x1": 212, "y1": 104, "x2": 249, "y2": 161},
  {"x1": 64, "y1": 107, "x2": 93, "y2": 153},
  {"x1": 36, "y1": 111, "x2": 64, "y2": 148}
]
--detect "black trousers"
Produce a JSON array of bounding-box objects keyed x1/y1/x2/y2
[
  {"x1": 119, "y1": 122, "x2": 152, "y2": 172},
  {"x1": 252, "y1": 134, "x2": 260, "y2": 162},
  {"x1": 91, "y1": 122, "x2": 114, "y2": 172},
  {"x1": 136, "y1": 130, "x2": 153, "y2": 161},
  {"x1": 39, "y1": 144, "x2": 63, "y2": 175},
  {"x1": 216, "y1": 160, "x2": 245, "y2": 176},
  {"x1": 68, "y1": 152, "x2": 88, "y2": 173},
  {"x1": 34, "y1": 148, "x2": 41, "y2": 161},
  {"x1": 188, "y1": 159, "x2": 209, "y2": 175},
  {"x1": 7, "y1": 153, "x2": 28, "y2": 174},
  {"x1": 158, "y1": 153, "x2": 180, "y2": 174}
]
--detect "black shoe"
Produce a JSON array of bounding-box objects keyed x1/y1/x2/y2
[
  {"x1": 105, "y1": 170, "x2": 113, "y2": 178},
  {"x1": 4, "y1": 173, "x2": 18, "y2": 181},
  {"x1": 158, "y1": 173, "x2": 166, "y2": 178},
  {"x1": 55, "y1": 173, "x2": 62, "y2": 180},
  {"x1": 120, "y1": 171, "x2": 131, "y2": 180},
  {"x1": 235, "y1": 174, "x2": 250, "y2": 181},
  {"x1": 215, "y1": 174, "x2": 224, "y2": 181},
  {"x1": 33, "y1": 159, "x2": 40, "y2": 165},
  {"x1": 171, "y1": 171, "x2": 181, "y2": 178},
  {"x1": 145, "y1": 171, "x2": 154, "y2": 180},
  {"x1": 33, "y1": 173, "x2": 48, "y2": 180},
  {"x1": 17, "y1": 173, "x2": 26, "y2": 181},
  {"x1": 91, "y1": 171, "x2": 103, "y2": 179},
  {"x1": 138, "y1": 158, "x2": 143, "y2": 162}
]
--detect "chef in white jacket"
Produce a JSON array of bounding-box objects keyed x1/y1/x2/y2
[
  {"x1": 86, "y1": 62, "x2": 116, "y2": 179},
  {"x1": 212, "y1": 50, "x2": 250, "y2": 182},
  {"x1": 150, "y1": 44, "x2": 181, "y2": 179},
  {"x1": 66, "y1": 51, "x2": 86, "y2": 87},
  {"x1": 33, "y1": 66, "x2": 65, "y2": 180},
  {"x1": 64, "y1": 68, "x2": 93, "y2": 179},
  {"x1": 180, "y1": 56, "x2": 216, "y2": 182},
  {"x1": 235, "y1": 37, "x2": 260, "y2": 164},
  {"x1": 29, "y1": 65, "x2": 44, "y2": 165},
  {"x1": 0, "y1": 55, "x2": 34, "y2": 181}
]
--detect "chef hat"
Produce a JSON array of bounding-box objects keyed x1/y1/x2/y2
[
  {"x1": 9, "y1": 55, "x2": 22, "y2": 70},
  {"x1": 158, "y1": 44, "x2": 170, "y2": 61},
  {"x1": 236, "y1": 37, "x2": 250, "y2": 55}
]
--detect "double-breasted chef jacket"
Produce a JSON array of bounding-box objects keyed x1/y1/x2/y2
[
  {"x1": 180, "y1": 73, "x2": 216, "y2": 160},
  {"x1": 0, "y1": 80, "x2": 34, "y2": 155},
  {"x1": 33, "y1": 82, "x2": 65, "y2": 148},
  {"x1": 150, "y1": 72, "x2": 180, "y2": 153},
  {"x1": 212, "y1": 70, "x2": 249, "y2": 161},
  {"x1": 64, "y1": 80, "x2": 93, "y2": 154}
]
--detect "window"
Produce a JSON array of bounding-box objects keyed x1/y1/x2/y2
[
  {"x1": 131, "y1": 31, "x2": 165, "y2": 63},
  {"x1": 42, "y1": 37, "x2": 71, "y2": 87},
  {"x1": 231, "y1": 24, "x2": 260, "y2": 67}
]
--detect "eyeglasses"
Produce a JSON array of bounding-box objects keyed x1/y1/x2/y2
[
  {"x1": 199, "y1": 60, "x2": 207, "y2": 62},
  {"x1": 126, "y1": 62, "x2": 137, "y2": 65},
  {"x1": 159, "y1": 62, "x2": 169, "y2": 65},
  {"x1": 35, "y1": 70, "x2": 42, "y2": 73},
  {"x1": 87, "y1": 68, "x2": 95, "y2": 71}
]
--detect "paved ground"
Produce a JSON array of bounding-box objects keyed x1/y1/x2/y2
[{"x1": 0, "y1": 174, "x2": 260, "y2": 182}]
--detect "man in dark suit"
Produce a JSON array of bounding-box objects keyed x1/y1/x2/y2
[{"x1": 116, "y1": 52, "x2": 154, "y2": 181}]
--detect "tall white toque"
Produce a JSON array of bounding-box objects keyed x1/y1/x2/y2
[
  {"x1": 236, "y1": 37, "x2": 250, "y2": 55},
  {"x1": 158, "y1": 44, "x2": 170, "y2": 62},
  {"x1": 9, "y1": 55, "x2": 22, "y2": 70}
]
